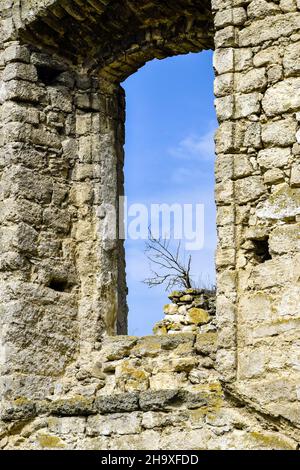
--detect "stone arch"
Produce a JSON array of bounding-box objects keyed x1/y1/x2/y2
[
  {"x1": 0, "y1": 0, "x2": 218, "y2": 401},
  {"x1": 11, "y1": 0, "x2": 216, "y2": 340},
  {"x1": 18, "y1": 0, "x2": 214, "y2": 81}
]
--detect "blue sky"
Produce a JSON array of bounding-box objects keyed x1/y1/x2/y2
[{"x1": 123, "y1": 50, "x2": 217, "y2": 336}]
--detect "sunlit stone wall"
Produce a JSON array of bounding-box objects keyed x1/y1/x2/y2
[{"x1": 0, "y1": 0, "x2": 299, "y2": 450}]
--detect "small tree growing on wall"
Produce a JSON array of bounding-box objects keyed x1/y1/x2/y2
[{"x1": 143, "y1": 230, "x2": 193, "y2": 291}]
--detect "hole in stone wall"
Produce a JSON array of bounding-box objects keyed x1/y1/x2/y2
[
  {"x1": 36, "y1": 65, "x2": 62, "y2": 86},
  {"x1": 48, "y1": 279, "x2": 69, "y2": 293},
  {"x1": 252, "y1": 238, "x2": 272, "y2": 263},
  {"x1": 123, "y1": 51, "x2": 217, "y2": 336}
]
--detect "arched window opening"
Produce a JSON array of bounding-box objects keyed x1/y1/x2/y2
[{"x1": 122, "y1": 51, "x2": 217, "y2": 336}]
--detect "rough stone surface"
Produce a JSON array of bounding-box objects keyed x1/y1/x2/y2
[
  {"x1": 153, "y1": 289, "x2": 216, "y2": 335},
  {"x1": 1, "y1": 333, "x2": 299, "y2": 450},
  {"x1": 0, "y1": 0, "x2": 299, "y2": 451}
]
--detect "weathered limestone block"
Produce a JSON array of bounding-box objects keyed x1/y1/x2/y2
[
  {"x1": 48, "y1": 87, "x2": 73, "y2": 113},
  {"x1": 2, "y1": 63, "x2": 37, "y2": 82},
  {"x1": 236, "y1": 68, "x2": 267, "y2": 93},
  {"x1": 86, "y1": 412, "x2": 142, "y2": 437},
  {"x1": 283, "y1": 42, "x2": 300, "y2": 76},
  {"x1": 187, "y1": 308, "x2": 210, "y2": 325},
  {"x1": 291, "y1": 163, "x2": 300, "y2": 187},
  {"x1": 139, "y1": 390, "x2": 179, "y2": 411},
  {"x1": 0, "y1": 79, "x2": 44, "y2": 103},
  {"x1": 234, "y1": 92, "x2": 261, "y2": 118},
  {"x1": 215, "y1": 179, "x2": 234, "y2": 203},
  {"x1": 3, "y1": 43, "x2": 30, "y2": 63},
  {"x1": 239, "y1": 292, "x2": 273, "y2": 325},
  {"x1": 96, "y1": 393, "x2": 139, "y2": 414},
  {"x1": 214, "y1": 26, "x2": 238, "y2": 49},
  {"x1": 247, "y1": 0, "x2": 281, "y2": 20},
  {"x1": 256, "y1": 185, "x2": 300, "y2": 220},
  {"x1": 262, "y1": 78, "x2": 300, "y2": 116},
  {"x1": 43, "y1": 207, "x2": 71, "y2": 234},
  {"x1": 234, "y1": 154, "x2": 254, "y2": 178},
  {"x1": 280, "y1": 0, "x2": 298, "y2": 13},
  {"x1": 131, "y1": 336, "x2": 162, "y2": 358},
  {"x1": 275, "y1": 285, "x2": 300, "y2": 318},
  {"x1": 100, "y1": 336, "x2": 138, "y2": 362},
  {"x1": 153, "y1": 290, "x2": 216, "y2": 335},
  {"x1": 111, "y1": 430, "x2": 160, "y2": 451},
  {"x1": 115, "y1": 360, "x2": 150, "y2": 392},
  {"x1": 215, "y1": 95, "x2": 234, "y2": 120},
  {"x1": 249, "y1": 255, "x2": 300, "y2": 290},
  {"x1": 216, "y1": 205, "x2": 235, "y2": 226},
  {"x1": 244, "y1": 122, "x2": 262, "y2": 148},
  {"x1": 257, "y1": 148, "x2": 291, "y2": 169},
  {"x1": 267, "y1": 64, "x2": 283, "y2": 84},
  {"x1": 195, "y1": 332, "x2": 218, "y2": 357},
  {"x1": 214, "y1": 8, "x2": 247, "y2": 29},
  {"x1": 149, "y1": 372, "x2": 187, "y2": 390},
  {"x1": 0, "y1": 198, "x2": 42, "y2": 227},
  {"x1": 163, "y1": 303, "x2": 178, "y2": 315},
  {"x1": 239, "y1": 13, "x2": 300, "y2": 46},
  {"x1": 141, "y1": 410, "x2": 186, "y2": 429},
  {"x1": 253, "y1": 46, "x2": 282, "y2": 68},
  {"x1": 269, "y1": 223, "x2": 300, "y2": 254},
  {"x1": 234, "y1": 49, "x2": 253, "y2": 74},
  {"x1": 215, "y1": 153, "x2": 233, "y2": 181},
  {"x1": 213, "y1": 48, "x2": 234, "y2": 75},
  {"x1": 263, "y1": 168, "x2": 285, "y2": 184},
  {"x1": 214, "y1": 73, "x2": 234, "y2": 97},
  {"x1": 235, "y1": 176, "x2": 265, "y2": 203},
  {"x1": 216, "y1": 247, "x2": 236, "y2": 269},
  {"x1": 48, "y1": 417, "x2": 86, "y2": 436},
  {"x1": 0, "y1": 101, "x2": 40, "y2": 124},
  {"x1": 2, "y1": 166, "x2": 53, "y2": 203}
]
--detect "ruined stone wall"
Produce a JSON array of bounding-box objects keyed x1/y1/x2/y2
[
  {"x1": 0, "y1": 40, "x2": 127, "y2": 402},
  {"x1": 213, "y1": 0, "x2": 300, "y2": 426},
  {"x1": 153, "y1": 289, "x2": 217, "y2": 335},
  {"x1": 1, "y1": 332, "x2": 299, "y2": 450},
  {"x1": 0, "y1": 0, "x2": 299, "y2": 450}
]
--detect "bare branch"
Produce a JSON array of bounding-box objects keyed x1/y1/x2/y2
[{"x1": 143, "y1": 229, "x2": 194, "y2": 291}]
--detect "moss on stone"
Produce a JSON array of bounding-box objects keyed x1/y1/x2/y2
[
  {"x1": 153, "y1": 324, "x2": 168, "y2": 335},
  {"x1": 196, "y1": 332, "x2": 217, "y2": 346},
  {"x1": 168, "y1": 291, "x2": 184, "y2": 300},
  {"x1": 13, "y1": 397, "x2": 31, "y2": 406},
  {"x1": 179, "y1": 294, "x2": 193, "y2": 302},
  {"x1": 187, "y1": 308, "x2": 210, "y2": 325},
  {"x1": 121, "y1": 364, "x2": 149, "y2": 381},
  {"x1": 250, "y1": 431, "x2": 296, "y2": 450},
  {"x1": 132, "y1": 339, "x2": 161, "y2": 357},
  {"x1": 49, "y1": 395, "x2": 95, "y2": 416},
  {"x1": 38, "y1": 434, "x2": 65, "y2": 449},
  {"x1": 167, "y1": 322, "x2": 181, "y2": 330}
]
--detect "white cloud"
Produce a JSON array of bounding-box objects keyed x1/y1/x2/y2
[
  {"x1": 171, "y1": 166, "x2": 209, "y2": 184},
  {"x1": 171, "y1": 167, "x2": 193, "y2": 184},
  {"x1": 126, "y1": 186, "x2": 216, "y2": 212},
  {"x1": 168, "y1": 126, "x2": 216, "y2": 162}
]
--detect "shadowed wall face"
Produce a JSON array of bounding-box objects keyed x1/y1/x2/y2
[{"x1": 0, "y1": 0, "x2": 299, "y2": 448}]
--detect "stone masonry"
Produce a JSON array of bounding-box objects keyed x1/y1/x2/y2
[
  {"x1": 0, "y1": 0, "x2": 299, "y2": 450},
  {"x1": 1, "y1": 332, "x2": 300, "y2": 450},
  {"x1": 153, "y1": 289, "x2": 217, "y2": 335}
]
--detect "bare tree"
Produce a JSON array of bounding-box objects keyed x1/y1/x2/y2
[{"x1": 143, "y1": 230, "x2": 193, "y2": 291}]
